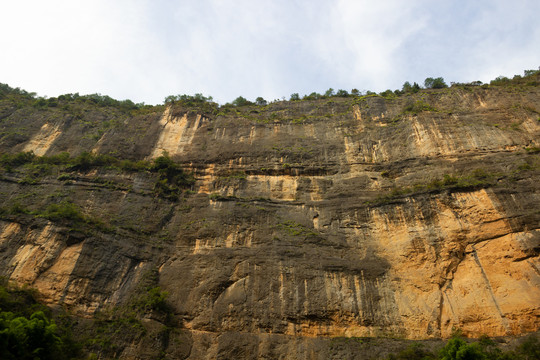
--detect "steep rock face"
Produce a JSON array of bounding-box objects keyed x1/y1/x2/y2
[{"x1": 0, "y1": 81, "x2": 539, "y2": 358}]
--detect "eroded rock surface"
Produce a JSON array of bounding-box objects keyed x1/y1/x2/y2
[{"x1": 0, "y1": 80, "x2": 539, "y2": 358}]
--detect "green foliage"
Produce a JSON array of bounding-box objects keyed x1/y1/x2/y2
[
  {"x1": 232, "y1": 96, "x2": 253, "y2": 107},
  {"x1": 41, "y1": 201, "x2": 85, "y2": 223},
  {"x1": 388, "y1": 343, "x2": 435, "y2": 360},
  {"x1": 516, "y1": 334, "x2": 540, "y2": 360},
  {"x1": 277, "y1": 220, "x2": 318, "y2": 238},
  {"x1": 140, "y1": 287, "x2": 169, "y2": 313},
  {"x1": 163, "y1": 93, "x2": 213, "y2": 105},
  {"x1": 424, "y1": 77, "x2": 448, "y2": 89},
  {"x1": 1, "y1": 151, "x2": 150, "y2": 174},
  {"x1": 324, "y1": 88, "x2": 335, "y2": 97},
  {"x1": 373, "y1": 170, "x2": 497, "y2": 205},
  {"x1": 336, "y1": 89, "x2": 349, "y2": 97},
  {"x1": 380, "y1": 89, "x2": 397, "y2": 99},
  {"x1": 217, "y1": 170, "x2": 247, "y2": 184},
  {"x1": 525, "y1": 146, "x2": 540, "y2": 154},
  {"x1": 0, "y1": 83, "x2": 37, "y2": 100},
  {"x1": 402, "y1": 81, "x2": 421, "y2": 94},
  {"x1": 255, "y1": 97, "x2": 267, "y2": 106},
  {"x1": 0, "y1": 151, "x2": 194, "y2": 203},
  {"x1": 69, "y1": 152, "x2": 116, "y2": 171},
  {"x1": 0, "y1": 311, "x2": 64, "y2": 360},
  {"x1": 75, "y1": 93, "x2": 144, "y2": 111},
  {"x1": 490, "y1": 76, "x2": 511, "y2": 86},
  {"x1": 403, "y1": 100, "x2": 438, "y2": 114},
  {"x1": 351, "y1": 88, "x2": 360, "y2": 96},
  {"x1": 523, "y1": 69, "x2": 539, "y2": 77},
  {"x1": 303, "y1": 92, "x2": 322, "y2": 100},
  {"x1": 290, "y1": 93, "x2": 300, "y2": 101},
  {"x1": 0, "y1": 151, "x2": 36, "y2": 168},
  {"x1": 151, "y1": 152, "x2": 194, "y2": 200},
  {"x1": 0, "y1": 283, "x2": 80, "y2": 360},
  {"x1": 386, "y1": 334, "x2": 540, "y2": 360},
  {"x1": 439, "y1": 337, "x2": 486, "y2": 360}
]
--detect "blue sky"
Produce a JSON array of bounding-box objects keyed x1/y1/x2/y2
[{"x1": 1, "y1": 0, "x2": 539, "y2": 104}]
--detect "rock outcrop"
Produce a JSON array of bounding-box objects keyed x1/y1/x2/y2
[{"x1": 0, "y1": 77, "x2": 539, "y2": 358}]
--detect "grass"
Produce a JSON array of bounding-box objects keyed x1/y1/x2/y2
[
  {"x1": 370, "y1": 170, "x2": 497, "y2": 205},
  {"x1": 0, "y1": 199, "x2": 114, "y2": 234},
  {"x1": 277, "y1": 220, "x2": 318, "y2": 238},
  {"x1": 0, "y1": 151, "x2": 194, "y2": 201},
  {"x1": 402, "y1": 100, "x2": 438, "y2": 114},
  {"x1": 525, "y1": 146, "x2": 540, "y2": 153}
]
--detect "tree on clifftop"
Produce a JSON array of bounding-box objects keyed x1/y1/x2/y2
[
  {"x1": 424, "y1": 77, "x2": 448, "y2": 89},
  {"x1": 232, "y1": 96, "x2": 252, "y2": 106}
]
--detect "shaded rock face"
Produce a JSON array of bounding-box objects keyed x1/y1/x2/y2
[{"x1": 0, "y1": 82, "x2": 539, "y2": 358}]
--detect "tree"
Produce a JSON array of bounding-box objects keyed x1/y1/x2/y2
[
  {"x1": 439, "y1": 337, "x2": 486, "y2": 360},
  {"x1": 402, "y1": 81, "x2": 421, "y2": 94},
  {"x1": 490, "y1": 76, "x2": 510, "y2": 86},
  {"x1": 303, "y1": 92, "x2": 321, "y2": 100},
  {"x1": 255, "y1": 97, "x2": 267, "y2": 106},
  {"x1": 379, "y1": 89, "x2": 395, "y2": 98},
  {"x1": 289, "y1": 93, "x2": 300, "y2": 101},
  {"x1": 163, "y1": 93, "x2": 213, "y2": 105},
  {"x1": 336, "y1": 89, "x2": 349, "y2": 97},
  {"x1": 324, "y1": 88, "x2": 335, "y2": 97},
  {"x1": 424, "y1": 77, "x2": 448, "y2": 89},
  {"x1": 232, "y1": 96, "x2": 252, "y2": 106},
  {"x1": 0, "y1": 311, "x2": 66, "y2": 360},
  {"x1": 351, "y1": 88, "x2": 360, "y2": 96}
]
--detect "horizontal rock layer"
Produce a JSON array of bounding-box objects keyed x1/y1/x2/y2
[{"x1": 0, "y1": 81, "x2": 539, "y2": 358}]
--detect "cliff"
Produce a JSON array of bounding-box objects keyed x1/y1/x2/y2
[{"x1": 0, "y1": 76, "x2": 539, "y2": 359}]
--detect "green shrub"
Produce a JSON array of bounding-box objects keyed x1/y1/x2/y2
[
  {"x1": 387, "y1": 343, "x2": 435, "y2": 360},
  {"x1": 524, "y1": 69, "x2": 539, "y2": 77},
  {"x1": 516, "y1": 334, "x2": 540, "y2": 360},
  {"x1": 0, "y1": 311, "x2": 65, "y2": 360},
  {"x1": 525, "y1": 147, "x2": 540, "y2": 153},
  {"x1": 69, "y1": 152, "x2": 116, "y2": 171},
  {"x1": 0, "y1": 283, "x2": 80, "y2": 360},
  {"x1": 439, "y1": 337, "x2": 487, "y2": 360},
  {"x1": 232, "y1": 96, "x2": 253, "y2": 106},
  {"x1": 403, "y1": 100, "x2": 437, "y2": 114},
  {"x1": 142, "y1": 287, "x2": 169, "y2": 313},
  {"x1": 424, "y1": 77, "x2": 448, "y2": 89},
  {"x1": 490, "y1": 76, "x2": 511, "y2": 86},
  {"x1": 0, "y1": 152, "x2": 36, "y2": 167},
  {"x1": 380, "y1": 89, "x2": 396, "y2": 99},
  {"x1": 402, "y1": 81, "x2": 421, "y2": 93},
  {"x1": 303, "y1": 92, "x2": 322, "y2": 100},
  {"x1": 42, "y1": 201, "x2": 85, "y2": 223},
  {"x1": 324, "y1": 88, "x2": 335, "y2": 97},
  {"x1": 151, "y1": 153, "x2": 194, "y2": 200},
  {"x1": 255, "y1": 97, "x2": 267, "y2": 106}
]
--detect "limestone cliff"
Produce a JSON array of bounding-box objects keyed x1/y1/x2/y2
[{"x1": 0, "y1": 76, "x2": 539, "y2": 359}]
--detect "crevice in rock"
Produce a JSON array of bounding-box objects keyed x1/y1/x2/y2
[{"x1": 470, "y1": 245, "x2": 510, "y2": 330}]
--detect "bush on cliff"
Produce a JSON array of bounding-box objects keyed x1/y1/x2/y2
[
  {"x1": 0, "y1": 283, "x2": 81, "y2": 360},
  {"x1": 151, "y1": 152, "x2": 194, "y2": 200},
  {"x1": 424, "y1": 77, "x2": 448, "y2": 89}
]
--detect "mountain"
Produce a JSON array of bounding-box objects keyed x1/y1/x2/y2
[{"x1": 0, "y1": 73, "x2": 539, "y2": 359}]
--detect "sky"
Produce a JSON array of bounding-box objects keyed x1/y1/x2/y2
[{"x1": 1, "y1": 0, "x2": 539, "y2": 105}]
